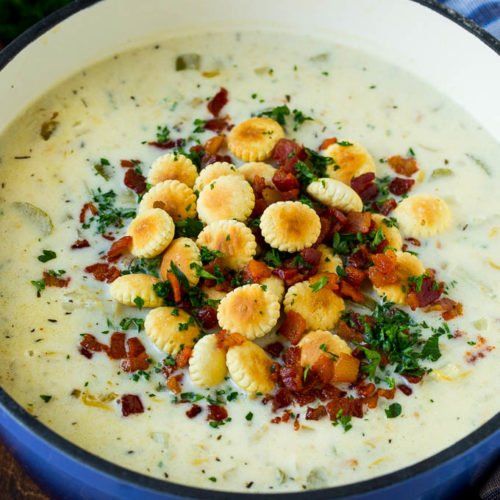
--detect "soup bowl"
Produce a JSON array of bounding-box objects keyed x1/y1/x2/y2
[{"x1": 0, "y1": 0, "x2": 499, "y2": 498}]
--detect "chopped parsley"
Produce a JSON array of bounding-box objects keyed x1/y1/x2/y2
[
  {"x1": 245, "y1": 412, "x2": 254, "y2": 421},
  {"x1": 332, "y1": 409, "x2": 352, "y2": 431},
  {"x1": 133, "y1": 297, "x2": 145, "y2": 309},
  {"x1": 83, "y1": 189, "x2": 136, "y2": 235},
  {"x1": 31, "y1": 279, "x2": 46, "y2": 297},
  {"x1": 37, "y1": 249, "x2": 56, "y2": 262},
  {"x1": 119, "y1": 317, "x2": 145, "y2": 332},
  {"x1": 310, "y1": 276, "x2": 329, "y2": 292},
  {"x1": 200, "y1": 246, "x2": 223, "y2": 264},
  {"x1": 174, "y1": 218, "x2": 204, "y2": 238},
  {"x1": 39, "y1": 394, "x2": 52, "y2": 403},
  {"x1": 123, "y1": 256, "x2": 161, "y2": 277},
  {"x1": 385, "y1": 402, "x2": 402, "y2": 418},
  {"x1": 155, "y1": 124, "x2": 171, "y2": 143}
]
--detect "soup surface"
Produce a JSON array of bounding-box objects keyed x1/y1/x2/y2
[{"x1": 0, "y1": 31, "x2": 498, "y2": 493}]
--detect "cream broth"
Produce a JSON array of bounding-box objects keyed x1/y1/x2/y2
[{"x1": 0, "y1": 31, "x2": 498, "y2": 492}]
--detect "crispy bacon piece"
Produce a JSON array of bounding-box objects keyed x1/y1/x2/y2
[
  {"x1": 272, "y1": 387, "x2": 293, "y2": 411},
  {"x1": 378, "y1": 198, "x2": 398, "y2": 215},
  {"x1": 351, "y1": 173, "x2": 378, "y2": 202},
  {"x1": 84, "y1": 263, "x2": 120, "y2": 283},
  {"x1": 43, "y1": 271, "x2": 70, "y2": 288},
  {"x1": 207, "y1": 404, "x2": 228, "y2": 421},
  {"x1": 121, "y1": 394, "x2": 144, "y2": 417},
  {"x1": 347, "y1": 246, "x2": 371, "y2": 270},
  {"x1": 79, "y1": 334, "x2": 107, "y2": 357},
  {"x1": 102, "y1": 233, "x2": 115, "y2": 242},
  {"x1": 265, "y1": 341, "x2": 284, "y2": 358},
  {"x1": 124, "y1": 168, "x2": 147, "y2": 195},
  {"x1": 367, "y1": 251, "x2": 398, "y2": 287},
  {"x1": 271, "y1": 138, "x2": 306, "y2": 172},
  {"x1": 304, "y1": 404, "x2": 327, "y2": 421},
  {"x1": 326, "y1": 397, "x2": 364, "y2": 419},
  {"x1": 166, "y1": 375, "x2": 182, "y2": 394},
  {"x1": 71, "y1": 239, "x2": 90, "y2": 249},
  {"x1": 279, "y1": 365, "x2": 303, "y2": 392},
  {"x1": 204, "y1": 117, "x2": 230, "y2": 133},
  {"x1": 301, "y1": 247, "x2": 322, "y2": 268},
  {"x1": 120, "y1": 159, "x2": 141, "y2": 168},
  {"x1": 207, "y1": 87, "x2": 228, "y2": 117},
  {"x1": 272, "y1": 169, "x2": 300, "y2": 191},
  {"x1": 312, "y1": 356, "x2": 334, "y2": 384},
  {"x1": 344, "y1": 212, "x2": 372, "y2": 234},
  {"x1": 378, "y1": 387, "x2": 396, "y2": 400},
  {"x1": 387, "y1": 155, "x2": 419, "y2": 177},
  {"x1": 407, "y1": 276, "x2": 443, "y2": 309},
  {"x1": 107, "y1": 236, "x2": 132, "y2": 262},
  {"x1": 215, "y1": 330, "x2": 246, "y2": 350},
  {"x1": 175, "y1": 346, "x2": 193, "y2": 369},
  {"x1": 127, "y1": 337, "x2": 146, "y2": 357},
  {"x1": 404, "y1": 374, "x2": 423, "y2": 384},
  {"x1": 434, "y1": 298, "x2": 463, "y2": 321},
  {"x1": 272, "y1": 267, "x2": 302, "y2": 286},
  {"x1": 344, "y1": 266, "x2": 366, "y2": 287},
  {"x1": 194, "y1": 306, "x2": 218, "y2": 330},
  {"x1": 338, "y1": 281, "x2": 363, "y2": 303},
  {"x1": 167, "y1": 271, "x2": 182, "y2": 303},
  {"x1": 148, "y1": 138, "x2": 185, "y2": 149},
  {"x1": 389, "y1": 177, "x2": 415, "y2": 196},
  {"x1": 337, "y1": 320, "x2": 364, "y2": 343},
  {"x1": 243, "y1": 260, "x2": 272, "y2": 283},
  {"x1": 186, "y1": 404, "x2": 202, "y2": 419},
  {"x1": 319, "y1": 137, "x2": 337, "y2": 150},
  {"x1": 204, "y1": 135, "x2": 225, "y2": 155},
  {"x1": 398, "y1": 384, "x2": 413, "y2": 396},
  {"x1": 79, "y1": 202, "x2": 98, "y2": 224},
  {"x1": 279, "y1": 311, "x2": 307, "y2": 345},
  {"x1": 121, "y1": 352, "x2": 149, "y2": 372},
  {"x1": 108, "y1": 332, "x2": 126, "y2": 360}
]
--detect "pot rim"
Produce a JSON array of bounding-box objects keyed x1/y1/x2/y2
[{"x1": 0, "y1": 0, "x2": 499, "y2": 498}]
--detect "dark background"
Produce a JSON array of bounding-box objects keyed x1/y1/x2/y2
[{"x1": 0, "y1": 0, "x2": 71, "y2": 48}]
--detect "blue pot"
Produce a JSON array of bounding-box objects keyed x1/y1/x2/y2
[{"x1": 0, "y1": 1, "x2": 498, "y2": 498}]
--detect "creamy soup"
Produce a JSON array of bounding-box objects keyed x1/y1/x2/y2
[{"x1": 0, "y1": 31, "x2": 498, "y2": 493}]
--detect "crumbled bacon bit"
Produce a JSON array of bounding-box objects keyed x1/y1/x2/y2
[
  {"x1": 43, "y1": 271, "x2": 70, "y2": 288},
  {"x1": 107, "y1": 235, "x2": 132, "y2": 262},
  {"x1": 305, "y1": 405, "x2": 327, "y2": 421},
  {"x1": 337, "y1": 320, "x2": 364, "y2": 343},
  {"x1": 404, "y1": 374, "x2": 423, "y2": 384},
  {"x1": 79, "y1": 334, "x2": 107, "y2": 356},
  {"x1": 351, "y1": 173, "x2": 378, "y2": 202},
  {"x1": 207, "y1": 87, "x2": 228, "y2": 117},
  {"x1": 186, "y1": 404, "x2": 202, "y2": 419},
  {"x1": 215, "y1": 330, "x2": 246, "y2": 350},
  {"x1": 204, "y1": 135, "x2": 225, "y2": 155},
  {"x1": 124, "y1": 168, "x2": 147, "y2": 194},
  {"x1": 272, "y1": 267, "x2": 303, "y2": 287},
  {"x1": 194, "y1": 306, "x2": 218, "y2": 330},
  {"x1": 465, "y1": 336, "x2": 494, "y2": 363},
  {"x1": 434, "y1": 298, "x2": 463, "y2": 321},
  {"x1": 108, "y1": 332, "x2": 126, "y2": 360},
  {"x1": 84, "y1": 263, "x2": 121, "y2": 283},
  {"x1": 102, "y1": 233, "x2": 115, "y2": 241},
  {"x1": 378, "y1": 198, "x2": 398, "y2": 215},
  {"x1": 344, "y1": 212, "x2": 372, "y2": 234},
  {"x1": 121, "y1": 394, "x2": 144, "y2": 416},
  {"x1": 121, "y1": 352, "x2": 149, "y2": 372},
  {"x1": 272, "y1": 169, "x2": 300, "y2": 191},
  {"x1": 407, "y1": 276, "x2": 443, "y2": 309},
  {"x1": 204, "y1": 117, "x2": 231, "y2": 133},
  {"x1": 148, "y1": 138, "x2": 185, "y2": 149},
  {"x1": 319, "y1": 137, "x2": 337, "y2": 150},
  {"x1": 166, "y1": 375, "x2": 182, "y2": 394},
  {"x1": 265, "y1": 341, "x2": 285, "y2": 358},
  {"x1": 243, "y1": 259, "x2": 272, "y2": 283},
  {"x1": 378, "y1": 387, "x2": 396, "y2": 400},
  {"x1": 301, "y1": 247, "x2": 322, "y2": 268},
  {"x1": 344, "y1": 266, "x2": 366, "y2": 287},
  {"x1": 271, "y1": 138, "x2": 306, "y2": 172},
  {"x1": 368, "y1": 251, "x2": 398, "y2": 287},
  {"x1": 175, "y1": 346, "x2": 193, "y2": 369},
  {"x1": 326, "y1": 397, "x2": 364, "y2": 419},
  {"x1": 79, "y1": 202, "x2": 98, "y2": 224},
  {"x1": 71, "y1": 239, "x2": 90, "y2": 249},
  {"x1": 207, "y1": 404, "x2": 228, "y2": 421},
  {"x1": 387, "y1": 155, "x2": 419, "y2": 177},
  {"x1": 278, "y1": 311, "x2": 307, "y2": 345},
  {"x1": 339, "y1": 280, "x2": 365, "y2": 303},
  {"x1": 405, "y1": 237, "x2": 421, "y2": 247},
  {"x1": 389, "y1": 177, "x2": 415, "y2": 196},
  {"x1": 120, "y1": 159, "x2": 141, "y2": 168},
  {"x1": 398, "y1": 384, "x2": 413, "y2": 396}
]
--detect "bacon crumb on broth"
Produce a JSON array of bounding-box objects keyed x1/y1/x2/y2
[{"x1": 0, "y1": 31, "x2": 498, "y2": 492}]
